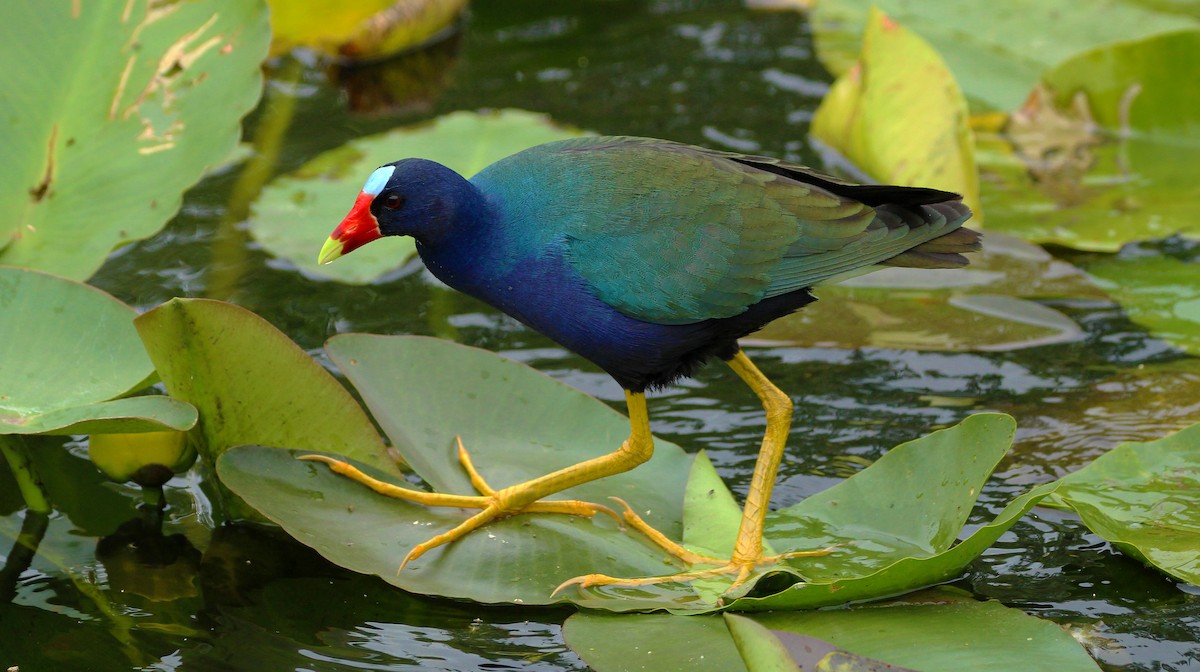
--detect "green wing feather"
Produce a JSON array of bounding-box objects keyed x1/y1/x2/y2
[{"x1": 508, "y1": 137, "x2": 974, "y2": 325}]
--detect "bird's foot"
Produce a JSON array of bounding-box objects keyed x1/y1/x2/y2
[
  {"x1": 553, "y1": 500, "x2": 840, "y2": 597},
  {"x1": 298, "y1": 437, "x2": 622, "y2": 570},
  {"x1": 552, "y1": 546, "x2": 838, "y2": 597}
]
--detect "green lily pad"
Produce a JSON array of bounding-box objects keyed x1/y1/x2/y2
[
  {"x1": 981, "y1": 30, "x2": 1200, "y2": 251},
  {"x1": 748, "y1": 233, "x2": 1102, "y2": 352},
  {"x1": 810, "y1": 7, "x2": 979, "y2": 216},
  {"x1": 0, "y1": 267, "x2": 196, "y2": 436},
  {"x1": 1049, "y1": 422, "x2": 1200, "y2": 584},
  {"x1": 668, "y1": 414, "x2": 1059, "y2": 612},
  {"x1": 249, "y1": 110, "x2": 588, "y2": 284},
  {"x1": 809, "y1": 0, "x2": 1194, "y2": 113},
  {"x1": 218, "y1": 334, "x2": 694, "y2": 606},
  {"x1": 1082, "y1": 252, "x2": 1200, "y2": 355},
  {"x1": 564, "y1": 589, "x2": 1100, "y2": 671},
  {"x1": 218, "y1": 331, "x2": 1044, "y2": 611},
  {"x1": 0, "y1": 0, "x2": 269, "y2": 280},
  {"x1": 133, "y1": 299, "x2": 393, "y2": 475}
]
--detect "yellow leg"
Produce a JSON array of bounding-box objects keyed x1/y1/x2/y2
[
  {"x1": 300, "y1": 390, "x2": 666, "y2": 570},
  {"x1": 556, "y1": 350, "x2": 837, "y2": 596}
]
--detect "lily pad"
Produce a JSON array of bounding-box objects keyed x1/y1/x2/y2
[
  {"x1": 0, "y1": 267, "x2": 196, "y2": 436},
  {"x1": 808, "y1": 0, "x2": 1195, "y2": 113},
  {"x1": 1049, "y1": 422, "x2": 1200, "y2": 584},
  {"x1": 268, "y1": 0, "x2": 464, "y2": 60},
  {"x1": 133, "y1": 299, "x2": 394, "y2": 474},
  {"x1": 218, "y1": 334, "x2": 695, "y2": 606},
  {"x1": 747, "y1": 233, "x2": 1102, "y2": 352},
  {"x1": 220, "y1": 333, "x2": 1045, "y2": 612},
  {"x1": 683, "y1": 414, "x2": 1060, "y2": 612},
  {"x1": 981, "y1": 30, "x2": 1200, "y2": 251},
  {"x1": 810, "y1": 7, "x2": 980, "y2": 216},
  {"x1": 249, "y1": 110, "x2": 587, "y2": 284},
  {"x1": 564, "y1": 588, "x2": 1100, "y2": 671},
  {"x1": 1082, "y1": 252, "x2": 1200, "y2": 355},
  {"x1": 0, "y1": 0, "x2": 269, "y2": 280}
]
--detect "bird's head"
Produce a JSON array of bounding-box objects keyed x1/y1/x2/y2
[{"x1": 318, "y1": 159, "x2": 471, "y2": 264}]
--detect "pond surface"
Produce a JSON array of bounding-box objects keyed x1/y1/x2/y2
[{"x1": 3, "y1": 1, "x2": 1199, "y2": 670}]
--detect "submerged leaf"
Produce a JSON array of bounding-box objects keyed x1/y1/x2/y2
[
  {"x1": 0, "y1": 267, "x2": 196, "y2": 436},
  {"x1": 1050, "y1": 422, "x2": 1200, "y2": 584},
  {"x1": 250, "y1": 110, "x2": 587, "y2": 284},
  {"x1": 0, "y1": 1, "x2": 270, "y2": 279}
]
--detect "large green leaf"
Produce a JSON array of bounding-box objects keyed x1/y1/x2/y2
[
  {"x1": 564, "y1": 589, "x2": 1100, "y2": 672},
  {"x1": 748, "y1": 233, "x2": 1103, "y2": 352},
  {"x1": 249, "y1": 110, "x2": 587, "y2": 284},
  {"x1": 133, "y1": 299, "x2": 393, "y2": 474},
  {"x1": 0, "y1": 267, "x2": 195, "y2": 435},
  {"x1": 218, "y1": 334, "x2": 695, "y2": 606},
  {"x1": 0, "y1": 0, "x2": 269, "y2": 280},
  {"x1": 1049, "y1": 422, "x2": 1200, "y2": 584},
  {"x1": 219, "y1": 336, "x2": 1043, "y2": 611},
  {"x1": 981, "y1": 30, "x2": 1200, "y2": 251},
  {"x1": 809, "y1": 0, "x2": 1195, "y2": 113},
  {"x1": 566, "y1": 415, "x2": 1055, "y2": 612},
  {"x1": 810, "y1": 7, "x2": 979, "y2": 216}
]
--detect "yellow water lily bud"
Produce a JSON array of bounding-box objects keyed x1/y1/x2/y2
[{"x1": 88, "y1": 431, "x2": 197, "y2": 487}]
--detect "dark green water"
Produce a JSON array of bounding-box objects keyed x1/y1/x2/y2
[{"x1": 3, "y1": 1, "x2": 1199, "y2": 670}]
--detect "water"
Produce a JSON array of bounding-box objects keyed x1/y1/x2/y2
[{"x1": 3, "y1": 1, "x2": 1199, "y2": 670}]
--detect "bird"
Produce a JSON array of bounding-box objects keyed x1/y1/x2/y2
[{"x1": 304, "y1": 135, "x2": 979, "y2": 594}]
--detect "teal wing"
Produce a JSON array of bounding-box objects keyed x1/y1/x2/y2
[{"x1": 542, "y1": 137, "x2": 974, "y2": 325}]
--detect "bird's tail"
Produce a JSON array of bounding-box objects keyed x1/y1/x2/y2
[{"x1": 880, "y1": 201, "x2": 980, "y2": 269}]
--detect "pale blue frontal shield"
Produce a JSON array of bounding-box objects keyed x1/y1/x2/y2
[{"x1": 362, "y1": 165, "x2": 396, "y2": 196}]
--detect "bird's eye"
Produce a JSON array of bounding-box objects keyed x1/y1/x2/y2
[{"x1": 383, "y1": 193, "x2": 405, "y2": 210}]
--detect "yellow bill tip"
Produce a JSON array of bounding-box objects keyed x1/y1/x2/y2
[{"x1": 318, "y1": 236, "x2": 344, "y2": 265}]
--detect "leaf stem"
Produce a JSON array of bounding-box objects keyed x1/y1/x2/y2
[{"x1": 0, "y1": 434, "x2": 51, "y2": 514}]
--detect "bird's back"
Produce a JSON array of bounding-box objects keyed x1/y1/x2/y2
[{"x1": 470, "y1": 136, "x2": 978, "y2": 326}]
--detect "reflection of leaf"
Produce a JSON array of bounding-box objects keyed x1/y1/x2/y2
[
  {"x1": 0, "y1": 268, "x2": 196, "y2": 436},
  {"x1": 809, "y1": 0, "x2": 1194, "y2": 112},
  {"x1": 0, "y1": 1, "x2": 269, "y2": 280},
  {"x1": 810, "y1": 8, "x2": 979, "y2": 215},
  {"x1": 982, "y1": 30, "x2": 1200, "y2": 250},
  {"x1": 1050, "y1": 422, "x2": 1200, "y2": 585},
  {"x1": 564, "y1": 588, "x2": 1100, "y2": 672},
  {"x1": 748, "y1": 233, "x2": 1102, "y2": 352},
  {"x1": 249, "y1": 110, "x2": 587, "y2": 284}
]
